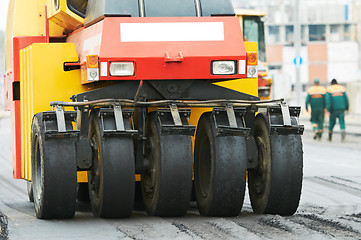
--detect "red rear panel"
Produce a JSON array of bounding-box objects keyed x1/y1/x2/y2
[
  {"x1": 68, "y1": 17, "x2": 246, "y2": 83},
  {"x1": 7, "y1": 36, "x2": 47, "y2": 179}
]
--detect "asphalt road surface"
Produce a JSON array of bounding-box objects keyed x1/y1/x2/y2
[{"x1": 0, "y1": 115, "x2": 360, "y2": 240}]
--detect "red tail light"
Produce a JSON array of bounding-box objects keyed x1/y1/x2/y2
[{"x1": 247, "y1": 52, "x2": 258, "y2": 65}]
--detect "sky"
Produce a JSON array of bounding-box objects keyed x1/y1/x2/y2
[{"x1": 0, "y1": 0, "x2": 9, "y2": 31}]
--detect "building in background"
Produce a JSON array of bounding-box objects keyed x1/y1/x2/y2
[{"x1": 232, "y1": 0, "x2": 361, "y2": 104}]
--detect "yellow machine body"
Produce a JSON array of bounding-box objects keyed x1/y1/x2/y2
[
  {"x1": 46, "y1": 0, "x2": 85, "y2": 30},
  {"x1": 8, "y1": 0, "x2": 258, "y2": 183},
  {"x1": 19, "y1": 43, "x2": 88, "y2": 181},
  {"x1": 235, "y1": 9, "x2": 272, "y2": 100},
  {"x1": 5, "y1": 0, "x2": 64, "y2": 72},
  {"x1": 4, "y1": 0, "x2": 304, "y2": 220}
]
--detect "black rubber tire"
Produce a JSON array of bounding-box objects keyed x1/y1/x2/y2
[
  {"x1": 248, "y1": 114, "x2": 303, "y2": 216},
  {"x1": 27, "y1": 181, "x2": 34, "y2": 202},
  {"x1": 31, "y1": 112, "x2": 77, "y2": 219},
  {"x1": 88, "y1": 111, "x2": 135, "y2": 218},
  {"x1": 141, "y1": 112, "x2": 193, "y2": 217},
  {"x1": 194, "y1": 112, "x2": 247, "y2": 217}
]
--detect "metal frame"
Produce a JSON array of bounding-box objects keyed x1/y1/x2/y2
[
  {"x1": 46, "y1": 79, "x2": 303, "y2": 172},
  {"x1": 71, "y1": 80, "x2": 259, "y2": 102}
]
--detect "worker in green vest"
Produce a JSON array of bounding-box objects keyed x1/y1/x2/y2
[
  {"x1": 326, "y1": 79, "x2": 349, "y2": 141},
  {"x1": 305, "y1": 78, "x2": 326, "y2": 140}
]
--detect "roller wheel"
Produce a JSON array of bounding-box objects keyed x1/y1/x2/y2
[
  {"x1": 194, "y1": 112, "x2": 247, "y2": 217},
  {"x1": 248, "y1": 114, "x2": 303, "y2": 216},
  {"x1": 31, "y1": 112, "x2": 77, "y2": 219},
  {"x1": 141, "y1": 112, "x2": 193, "y2": 217},
  {"x1": 88, "y1": 111, "x2": 135, "y2": 218},
  {"x1": 27, "y1": 181, "x2": 34, "y2": 202}
]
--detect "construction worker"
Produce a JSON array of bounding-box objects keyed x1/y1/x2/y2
[
  {"x1": 326, "y1": 79, "x2": 349, "y2": 141},
  {"x1": 305, "y1": 78, "x2": 326, "y2": 140}
]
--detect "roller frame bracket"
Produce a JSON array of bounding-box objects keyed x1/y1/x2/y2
[
  {"x1": 266, "y1": 105, "x2": 304, "y2": 135},
  {"x1": 169, "y1": 104, "x2": 183, "y2": 126},
  {"x1": 156, "y1": 108, "x2": 195, "y2": 136},
  {"x1": 54, "y1": 105, "x2": 67, "y2": 133},
  {"x1": 212, "y1": 107, "x2": 251, "y2": 137},
  {"x1": 42, "y1": 111, "x2": 78, "y2": 138},
  {"x1": 113, "y1": 104, "x2": 126, "y2": 131},
  {"x1": 99, "y1": 107, "x2": 138, "y2": 137}
]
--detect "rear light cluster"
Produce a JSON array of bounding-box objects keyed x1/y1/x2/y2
[
  {"x1": 85, "y1": 55, "x2": 135, "y2": 81},
  {"x1": 246, "y1": 52, "x2": 258, "y2": 78},
  {"x1": 109, "y1": 62, "x2": 134, "y2": 76},
  {"x1": 211, "y1": 52, "x2": 258, "y2": 78},
  {"x1": 87, "y1": 55, "x2": 99, "y2": 81},
  {"x1": 85, "y1": 52, "x2": 258, "y2": 81},
  {"x1": 212, "y1": 61, "x2": 236, "y2": 75}
]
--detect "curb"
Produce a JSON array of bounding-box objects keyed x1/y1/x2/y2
[
  {"x1": 300, "y1": 116, "x2": 361, "y2": 137},
  {"x1": 303, "y1": 128, "x2": 361, "y2": 137}
]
